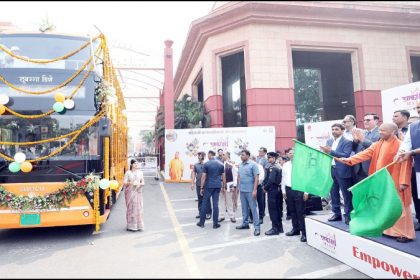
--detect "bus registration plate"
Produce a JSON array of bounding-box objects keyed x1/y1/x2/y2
[{"x1": 20, "y1": 213, "x2": 41, "y2": 226}]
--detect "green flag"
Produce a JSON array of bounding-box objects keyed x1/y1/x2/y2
[
  {"x1": 291, "y1": 140, "x2": 334, "y2": 197},
  {"x1": 349, "y1": 167, "x2": 402, "y2": 237}
]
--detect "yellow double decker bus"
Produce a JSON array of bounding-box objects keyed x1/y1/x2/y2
[{"x1": 0, "y1": 32, "x2": 127, "y2": 230}]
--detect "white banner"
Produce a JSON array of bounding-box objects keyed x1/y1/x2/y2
[
  {"x1": 304, "y1": 120, "x2": 342, "y2": 149},
  {"x1": 164, "y1": 126, "x2": 275, "y2": 182},
  {"x1": 306, "y1": 217, "x2": 420, "y2": 278},
  {"x1": 381, "y1": 82, "x2": 420, "y2": 123}
]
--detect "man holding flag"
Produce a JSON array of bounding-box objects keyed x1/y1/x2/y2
[
  {"x1": 320, "y1": 123, "x2": 353, "y2": 225},
  {"x1": 339, "y1": 123, "x2": 415, "y2": 243}
]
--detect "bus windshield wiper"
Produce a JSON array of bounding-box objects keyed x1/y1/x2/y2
[{"x1": 55, "y1": 165, "x2": 83, "y2": 180}]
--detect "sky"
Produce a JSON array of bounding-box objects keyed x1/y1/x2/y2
[
  {"x1": 1, "y1": 1, "x2": 216, "y2": 136},
  {"x1": 1, "y1": 1, "x2": 214, "y2": 69}
]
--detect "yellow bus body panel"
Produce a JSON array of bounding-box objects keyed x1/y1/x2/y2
[{"x1": 0, "y1": 182, "x2": 109, "y2": 229}]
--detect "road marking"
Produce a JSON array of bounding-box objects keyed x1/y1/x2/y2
[
  {"x1": 190, "y1": 235, "x2": 280, "y2": 253},
  {"x1": 171, "y1": 198, "x2": 197, "y2": 202},
  {"x1": 174, "y1": 208, "x2": 196, "y2": 212},
  {"x1": 160, "y1": 182, "x2": 201, "y2": 278},
  {"x1": 289, "y1": 264, "x2": 353, "y2": 278}
]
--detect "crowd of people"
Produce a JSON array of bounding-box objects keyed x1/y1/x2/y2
[
  {"x1": 191, "y1": 147, "x2": 308, "y2": 242},
  {"x1": 120, "y1": 100, "x2": 420, "y2": 245},
  {"x1": 189, "y1": 100, "x2": 420, "y2": 244}
]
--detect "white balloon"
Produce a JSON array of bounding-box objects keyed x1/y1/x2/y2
[
  {"x1": 14, "y1": 152, "x2": 26, "y2": 163},
  {"x1": 63, "y1": 99, "x2": 75, "y2": 109},
  {"x1": 99, "y1": 179, "x2": 110, "y2": 189},
  {"x1": 0, "y1": 94, "x2": 9, "y2": 105}
]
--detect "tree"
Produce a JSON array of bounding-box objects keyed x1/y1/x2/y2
[
  {"x1": 174, "y1": 95, "x2": 210, "y2": 129},
  {"x1": 293, "y1": 68, "x2": 323, "y2": 142},
  {"x1": 141, "y1": 131, "x2": 155, "y2": 153}
]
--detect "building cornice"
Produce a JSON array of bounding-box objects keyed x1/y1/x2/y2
[{"x1": 174, "y1": 1, "x2": 420, "y2": 99}]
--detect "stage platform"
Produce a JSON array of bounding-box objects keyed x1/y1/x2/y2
[{"x1": 306, "y1": 214, "x2": 420, "y2": 278}]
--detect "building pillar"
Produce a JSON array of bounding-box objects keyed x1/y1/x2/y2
[
  {"x1": 164, "y1": 40, "x2": 174, "y2": 129},
  {"x1": 204, "y1": 95, "x2": 224, "y2": 127},
  {"x1": 354, "y1": 90, "x2": 382, "y2": 127},
  {"x1": 246, "y1": 88, "x2": 297, "y2": 152}
]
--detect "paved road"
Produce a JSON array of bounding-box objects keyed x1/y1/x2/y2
[{"x1": 0, "y1": 178, "x2": 369, "y2": 278}]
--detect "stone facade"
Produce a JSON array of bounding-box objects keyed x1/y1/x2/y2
[{"x1": 174, "y1": 1, "x2": 420, "y2": 151}]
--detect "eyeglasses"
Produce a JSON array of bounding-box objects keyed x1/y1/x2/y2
[
  {"x1": 343, "y1": 120, "x2": 351, "y2": 123},
  {"x1": 364, "y1": 119, "x2": 373, "y2": 122}
]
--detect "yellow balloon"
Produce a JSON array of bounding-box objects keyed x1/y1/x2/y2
[
  {"x1": 0, "y1": 105, "x2": 5, "y2": 115},
  {"x1": 54, "y1": 92, "x2": 65, "y2": 103},
  {"x1": 109, "y1": 180, "x2": 119, "y2": 190},
  {"x1": 20, "y1": 161, "x2": 33, "y2": 173}
]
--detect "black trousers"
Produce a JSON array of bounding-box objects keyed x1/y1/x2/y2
[
  {"x1": 285, "y1": 190, "x2": 292, "y2": 217},
  {"x1": 286, "y1": 186, "x2": 306, "y2": 235},
  {"x1": 411, "y1": 168, "x2": 420, "y2": 222},
  {"x1": 196, "y1": 185, "x2": 211, "y2": 215},
  {"x1": 249, "y1": 185, "x2": 266, "y2": 220},
  {"x1": 267, "y1": 186, "x2": 283, "y2": 230}
]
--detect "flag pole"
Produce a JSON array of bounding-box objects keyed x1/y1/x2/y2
[{"x1": 348, "y1": 161, "x2": 398, "y2": 191}]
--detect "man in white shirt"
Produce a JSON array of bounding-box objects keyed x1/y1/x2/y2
[
  {"x1": 218, "y1": 151, "x2": 238, "y2": 223},
  {"x1": 397, "y1": 100, "x2": 420, "y2": 231},
  {"x1": 342, "y1": 115, "x2": 356, "y2": 141},
  {"x1": 282, "y1": 148, "x2": 309, "y2": 242}
]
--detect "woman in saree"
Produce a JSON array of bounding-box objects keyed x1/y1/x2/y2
[{"x1": 124, "y1": 160, "x2": 145, "y2": 231}]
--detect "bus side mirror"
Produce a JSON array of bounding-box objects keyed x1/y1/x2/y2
[{"x1": 99, "y1": 117, "x2": 111, "y2": 137}]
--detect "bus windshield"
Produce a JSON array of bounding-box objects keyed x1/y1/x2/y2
[
  {"x1": 0, "y1": 114, "x2": 100, "y2": 161},
  {"x1": 0, "y1": 34, "x2": 100, "y2": 70},
  {"x1": 0, "y1": 34, "x2": 104, "y2": 183}
]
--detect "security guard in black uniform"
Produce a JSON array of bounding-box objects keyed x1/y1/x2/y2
[{"x1": 262, "y1": 152, "x2": 283, "y2": 235}]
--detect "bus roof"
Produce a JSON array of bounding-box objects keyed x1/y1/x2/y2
[{"x1": 0, "y1": 31, "x2": 98, "y2": 41}]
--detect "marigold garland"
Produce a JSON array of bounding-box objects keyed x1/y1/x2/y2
[
  {"x1": 2, "y1": 63, "x2": 96, "y2": 119},
  {"x1": 0, "y1": 45, "x2": 102, "y2": 95},
  {"x1": 0, "y1": 110, "x2": 105, "y2": 146},
  {"x1": 0, "y1": 35, "x2": 101, "y2": 64},
  {"x1": 0, "y1": 174, "x2": 100, "y2": 211},
  {"x1": 0, "y1": 110, "x2": 105, "y2": 162}
]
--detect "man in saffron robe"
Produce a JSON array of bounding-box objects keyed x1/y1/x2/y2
[
  {"x1": 339, "y1": 123, "x2": 415, "y2": 243},
  {"x1": 169, "y1": 151, "x2": 184, "y2": 181}
]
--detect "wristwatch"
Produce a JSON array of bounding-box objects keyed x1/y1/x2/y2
[{"x1": 411, "y1": 150, "x2": 416, "y2": 156}]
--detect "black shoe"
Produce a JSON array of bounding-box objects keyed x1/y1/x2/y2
[
  {"x1": 415, "y1": 222, "x2": 420, "y2": 231},
  {"x1": 396, "y1": 236, "x2": 412, "y2": 243},
  {"x1": 286, "y1": 216, "x2": 291, "y2": 220},
  {"x1": 265, "y1": 228, "x2": 280, "y2": 236},
  {"x1": 254, "y1": 229, "x2": 261, "y2": 236},
  {"x1": 213, "y1": 224, "x2": 221, "y2": 229},
  {"x1": 278, "y1": 224, "x2": 284, "y2": 233},
  {"x1": 344, "y1": 216, "x2": 350, "y2": 225},
  {"x1": 286, "y1": 229, "x2": 300, "y2": 236},
  {"x1": 300, "y1": 235, "x2": 307, "y2": 242},
  {"x1": 236, "y1": 224, "x2": 250, "y2": 230},
  {"x1": 196, "y1": 222, "x2": 204, "y2": 228},
  {"x1": 195, "y1": 215, "x2": 200, "y2": 219},
  {"x1": 328, "y1": 214, "x2": 342, "y2": 222},
  {"x1": 218, "y1": 217, "x2": 225, "y2": 223},
  {"x1": 230, "y1": 218, "x2": 236, "y2": 223},
  {"x1": 205, "y1": 214, "x2": 211, "y2": 220}
]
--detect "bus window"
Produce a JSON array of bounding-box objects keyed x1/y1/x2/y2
[{"x1": 0, "y1": 34, "x2": 100, "y2": 70}]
